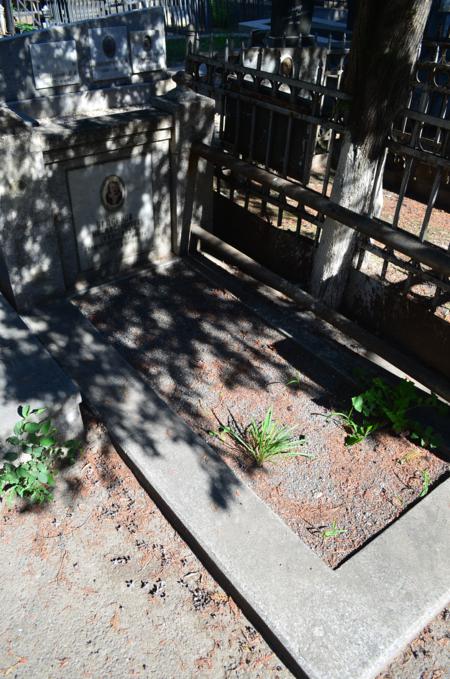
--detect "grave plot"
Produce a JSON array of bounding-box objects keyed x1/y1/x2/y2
[{"x1": 74, "y1": 260, "x2": 449, "y2": 569}]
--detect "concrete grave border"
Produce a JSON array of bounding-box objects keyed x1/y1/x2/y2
[
  {"x1": 0, "y1": 294, "x2": 83, "y2": 445},
  {"x1": 24, "y1": 291, "x2": 450, "y2": 679}
]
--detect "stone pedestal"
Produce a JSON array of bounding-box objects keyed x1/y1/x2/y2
[{"x1": 0, "y1": 123, "x2": 67, "y2": 311}]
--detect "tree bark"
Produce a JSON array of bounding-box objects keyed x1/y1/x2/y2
[{"x1": 310, "y1": 0, "x2": 432, "y2": 308}]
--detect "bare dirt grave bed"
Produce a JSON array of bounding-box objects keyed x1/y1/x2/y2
[{"x1": 75, "y1": 261, "x2": 449, "y2": 569}]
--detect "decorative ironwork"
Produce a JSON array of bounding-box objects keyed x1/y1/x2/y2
[{"x1": 186, "y1": 34, "x2": 450, "y2": 324}]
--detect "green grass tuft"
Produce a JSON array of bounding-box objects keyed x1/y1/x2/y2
[{"x1": 211, "y1": 406, "x2": 313, "y2": 467}]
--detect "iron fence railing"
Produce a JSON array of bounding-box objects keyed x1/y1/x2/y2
[
  {"x1": 6, "y1": 0, "x2": 270, "y2": 32},
  {"x1": 186, "y1": 35, "x2": 450, "y2": 325},
  {"x1": 353, "y1": 38, "x2": 450, "y2": 315}
]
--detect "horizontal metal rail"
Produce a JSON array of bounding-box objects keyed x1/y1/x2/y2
[
  {"x1": 197, "y1": 84, "x2": 347, "y2": 133},
  {"x1": 401, "y1": 109, "x2": 450, "y2": 133},
  {"x1": 187, "y1": 53, "x2": 351, "y2": 101},
  {"x1": 389, "y1": 141, "x2": 450, "y2": 171},
  {"x1": 193, "y1": 142, "x2": 450, "y2": 279}
]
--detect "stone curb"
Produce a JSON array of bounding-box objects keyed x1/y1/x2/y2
[
  {"x1": 24, "y1": 298, "x2": 450, "y2": 679},
  {"x1": 0, "y1": 294, "x2": 83, "y2": 447}
]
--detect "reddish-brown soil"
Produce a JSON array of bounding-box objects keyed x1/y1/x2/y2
[
  {"x1": 0, "y1": 411, "x2": 291, "y2": 678},
  {"x1": 308, "y1": 176, "x2": 450, "y2": 251},
  {"x1": 74, "y1": 262, "x2": 448, "y2": 569},
  {"x1": 2, "y1": 410, "x2": 447, "y2": 678},
  {"x1": 376, "y1": 607, "x2": 450, "y2": 679}
]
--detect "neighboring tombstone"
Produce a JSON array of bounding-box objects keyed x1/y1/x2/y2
[
  {"x1": 0, "y1": 10, "x2": 173, "y2": 310},
  {"x1": 0, "y1": 8, "x2": 214, "y2": 311},
  {"x1": 269, "y1": 0, "x2": 314, "y2": 47}
]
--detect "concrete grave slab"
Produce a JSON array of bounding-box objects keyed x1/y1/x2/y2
[
  {"x1": 0, "y1": 295, "x2": 83, "y2": 448},
  {"x1": 24, "y1": 290, "x2": 450, "y2": 679},
  {"x1": 30, "y1": 40, "x2": 80, "y2": 89}
]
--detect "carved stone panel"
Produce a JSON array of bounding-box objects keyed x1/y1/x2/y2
[
  {"x1": 68, "y1": 155, "x2": 154, "y2": 272},
  {"x1": 30, "y1": 40, "x2": 80, "y2": 89},
  {"x1": 88, "y1": 26, "x2": 131, "y2": 81}
]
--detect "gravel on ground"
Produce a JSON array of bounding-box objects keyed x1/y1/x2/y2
[
  {"x1": 0, "y1": 410, "x2": 291, "y2": 679},
  {"x1": 1, "y1": 409, "x2": 448, "y2": 678}
]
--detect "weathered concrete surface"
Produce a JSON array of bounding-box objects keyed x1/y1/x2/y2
[
  {"x1": 153, "y1": 73, "x2": 215, "y2": 255},
  {"x1": 1, "y1": 416, "x2": 448, "y2": 678},
  {"x1": 0, "y1": 413, "x2": 291, "y2": 678},
  {"x1": 0, "y1": 294, "x2": 82, "y2": 447},
  {"x1": 24, "y1": 295, "x2": 450, "y2": 679}
]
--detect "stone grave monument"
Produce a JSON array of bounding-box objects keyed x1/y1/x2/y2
[
  {"x1": 0, "y1": 8, "x2": 215, "y2": 311},
  {"x1": 0, "y1": 7, "x2": 214, "y2": 442}
]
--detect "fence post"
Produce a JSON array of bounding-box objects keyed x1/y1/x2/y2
[
  {"x1": 186, "y1": 22, "x2": 196, "y2": 56},
  {"x1": 3, "y1": 0, "x2": 14, "y2": 35},
  {"x1": 204, "y1": 0, "x2": 211, "y2": 32}
]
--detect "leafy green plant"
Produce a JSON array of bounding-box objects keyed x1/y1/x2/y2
[
  {"x1": 322, "y1": 521, "x2": 347, "y2": 539},
  {"x1": 329, "y1": 408, "x2": 380, "y2": 446},
  {"x1": 419, "y1": 469, "x2": 431, "y2": 498},
  {"x1": 210, "y1": 407, "x2": 313, "y2": 467},
  {"x1": 14, "y1": 22, "x2": 35, "y2": 33},
  {"x1": 0, "y1": 405, "x2": 81, "y2": 506},
  {"x1": 330, "y1": 377, "x2": 446, "y2": 448}
]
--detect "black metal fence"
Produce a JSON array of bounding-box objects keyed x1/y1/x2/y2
[
  {"x1": 5, "y1": 0, "x2": 270, "y2": 33},
  {"x1": 185, "y1": 35, "x2": 450, "y2": 386}
]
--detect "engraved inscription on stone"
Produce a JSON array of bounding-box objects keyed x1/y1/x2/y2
[
  {"x1": 88, "y1": 26, "x2": 131, "y2": 81},
  {"x1": 30, "y1": 40, "x2": 80, "y2": 89},
  {"x1": 130, "y1": 29, "x2": 166, "y2": 73},
  {"x1": 68, "y1": 156, "x2": 154, "y2": 272}
]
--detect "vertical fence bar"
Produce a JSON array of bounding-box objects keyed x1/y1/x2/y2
[
  {"x1": 4, "y1": 0, "x2": 15, "y2": 33},
  {"x1": 264, "y1": 109, "x2": 274, "y2": 169},
  {"x1": 419, "y1": 168, "x2": 442, "y2": 242}
]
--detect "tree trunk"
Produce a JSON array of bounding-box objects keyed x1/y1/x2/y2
[{"x1": 310, "y1": 0, "x2": 432, "y2": 308}]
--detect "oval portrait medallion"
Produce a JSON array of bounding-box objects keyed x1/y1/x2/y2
[
  {"x1": 101, "y1": 175, "x2": 126, "y2": 211},
  {"x1": 102, "y1": 34, "x2": 117, "y2": 59}
]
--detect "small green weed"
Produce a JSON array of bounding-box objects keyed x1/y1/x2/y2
[
  {"x1": 210, "y1": 407, "x2": 313, "y2": 467},
  {"x1": 0, "y1": 405, "x2": 81, "y2": 506},
  {"x1": 286, "y1": 372, "x2": 302, "y2": 389},
  {"x1": 15, "y1": 22, "x2": 35, "y2": 32},
  {"x1": 419, "y1": 469, "x2": 431, "y2": 498},
  {"x1": 322, "y1": 521, "x2": 347, "y2": 539},
  {"x1": 329, "y1": 408, "x2": 380, "y2": 446},
  {"x1": 331, "y1": 377, "x2": 446, "y2": 448}
]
